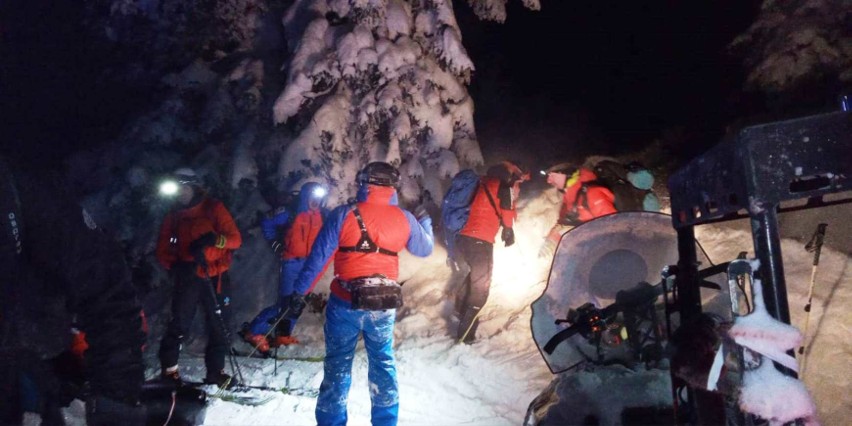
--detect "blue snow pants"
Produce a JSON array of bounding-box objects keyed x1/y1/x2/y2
[
  {"x1": 247, "y1": 258, "x2": 305, "y2": 335},
  {"x1": 315, "y1": 295, "x2": 398, "y2": 426}
]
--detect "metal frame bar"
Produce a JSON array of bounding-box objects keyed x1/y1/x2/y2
[{"x1": 667, "y1": 111, "x2": 851, "y2": 424}]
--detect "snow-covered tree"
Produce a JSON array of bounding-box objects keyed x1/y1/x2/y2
[
  {"x1": 272, "y1": 0, "x2": 538, "y2": 205},
  {"x1": 731, "y1": 0, "x2": 851, "y2": 94}
]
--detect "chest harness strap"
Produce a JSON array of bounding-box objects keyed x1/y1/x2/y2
[{"x1": 338, "y1": 206, "x2": 398, "y2": 257}]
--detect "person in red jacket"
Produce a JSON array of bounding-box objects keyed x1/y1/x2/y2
[
  {"x1": 539, "y1": 163, "x2": 616, "y2": 258},
  {"x1": 454, "y1": 161, "x2": 529, "y2": 344},
  {"x1": 154, "y1": 168, "x2": 242, "y2": 388}
]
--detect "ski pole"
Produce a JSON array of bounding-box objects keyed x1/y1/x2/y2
[
  {"x1": 798, "y1": 223, "x2": 827, "y2": 375},
  {"x1": 196, "y1": 253, "x2": 245, "y2": 386}
]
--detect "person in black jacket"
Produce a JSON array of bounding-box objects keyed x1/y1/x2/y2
[{"x1": 0, "y1": 156, "x2": 146, "y2": 425}]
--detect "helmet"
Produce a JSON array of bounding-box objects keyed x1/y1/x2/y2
[
  {"x1": 301, "y1": 181, "x2": 328, "y2": 199},
  {"x1": 173, "y1": 167, "x2": 201, "y2": 186},
  {"x1": 357, "y1": 162, "x2": 400, "y2": 187}
]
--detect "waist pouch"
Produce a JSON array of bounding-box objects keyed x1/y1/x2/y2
[{"x1": 341, "y1": 276, "x2": 403, "y2": 311}]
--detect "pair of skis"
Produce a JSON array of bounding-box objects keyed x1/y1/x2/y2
[
  {"x1": 168, "y1": 380, "x2": 319, "y2": 406},
  {"x1": 234, "y1": 350, "x2": 324, "y2": 363}
]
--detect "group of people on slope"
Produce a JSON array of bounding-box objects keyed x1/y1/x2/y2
[
  {"x1": 154, "y1": 160, "x2": 620, "y2": 426},
  {"x1": 154, "y1": 162, "x2": 435, "y2": 426},
  {"x1": 2, "y1": 153, "x2": 617, "y2": 426},
  {"x1": 447, "y1": 161, "x2": 619, "y2": 344}
]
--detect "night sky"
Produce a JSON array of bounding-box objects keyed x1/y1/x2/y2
[
  {"x1": 456, "y1": 0, "x2": 761, "y2": 167},
  {"x1": 1, "y1": 0, "x2": 762, "y2": 170}
]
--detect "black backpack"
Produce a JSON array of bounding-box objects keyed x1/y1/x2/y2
[{"x1": 590, "y1": 160, "x2": 659, "y2": 212}]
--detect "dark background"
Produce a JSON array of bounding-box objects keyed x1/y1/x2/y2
[
  {"x1": 1, "y1": 0, "x2": 763, "y2": 171},
  {"x1": 456, "y1": 0, "x2": 762, "y2": 167}
]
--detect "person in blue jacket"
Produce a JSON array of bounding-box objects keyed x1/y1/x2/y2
[
  {"x1": 242, "y1": 182, "x2": 328, "y2": 354},
  {"x1": 289, "y1": 162, "x2": 433, "y2": 426}
]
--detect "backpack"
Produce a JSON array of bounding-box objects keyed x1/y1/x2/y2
[
  {"x1": 441, "y1": 169, "x2": 481, "y2": 258},
  {"x1": 589, "y1": 160, "x2": 660, "y2": 212}
]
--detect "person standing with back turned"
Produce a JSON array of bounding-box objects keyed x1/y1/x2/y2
[{"x1": 290, "y1": 162, "x2": 433, "y2": 426}]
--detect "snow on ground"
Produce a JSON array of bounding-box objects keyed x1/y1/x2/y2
[{"x1": 174, "y1": 190, "x2": 849, "y2": 425}]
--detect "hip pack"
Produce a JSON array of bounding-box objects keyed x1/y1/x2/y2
[{"x1": 340, "y1": 275, "x2": 402, "y2": 311}]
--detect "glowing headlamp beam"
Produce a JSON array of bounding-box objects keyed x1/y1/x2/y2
[
  {"x1": 312, "y1": 186, "x2": 327, "y2": 198},
  {"x1": 160, "y1": 180, "x2": 179, "y2": 196}
]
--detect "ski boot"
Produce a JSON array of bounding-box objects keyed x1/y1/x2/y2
[
  {"x1": 161, "y1": 366, "x2": 183, "y2": 386},
  {"x1": 457, "y1": 306, "x2": 481, "y2": 345},
  {"x1": 205, "y1": 370, "x2": 239, "y2": 390},
  {"x1": 271, "y1": 335, "x2": 300, "y2": 347},
  {"x1": 240, "y1": 329, "x2": 271, "y2": 355}
]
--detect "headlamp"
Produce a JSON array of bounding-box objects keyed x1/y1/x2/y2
[
  {"x1": 159, "y1": 180, "x2": 179, "y2": 196},
  {"x1": 312, "y1": 186, "x2": 328, "y2": 198}
]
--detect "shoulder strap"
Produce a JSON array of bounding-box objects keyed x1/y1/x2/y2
[
  {"x1": 480, "y1": 181, "x2": 507, "y2": 228},
  {"x1": 572, "y1": 182, "x2": 593, "y2": 213},
  {"x1": 338, "y1": 205, "x2": 398, "y2": 256}
]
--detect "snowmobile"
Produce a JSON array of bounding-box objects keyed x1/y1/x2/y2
[{"x1": 527, "y1": 109, "x2": 850, "y2": 425}]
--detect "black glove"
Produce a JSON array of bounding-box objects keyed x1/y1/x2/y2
[
  {"x1": 86, "y1": 395, "x2": 146, "y2": 426},
  {"x1": 413, "y1": 204, "x2": 429, "y2": 221},
  {"x1": 270, "y1": 240, "x2": 284, "y2": 255},
  {"x1": 189, "y1": 232, "x2": 219, "y2": 264},
  {"x1": 287, "y1": 292, "x2": 307, "y2": 318},
  {"x1": 501, "y1": 227, "x2": 515, "y2": 247},
  {"x1": 189, "y1": 232, "x2": 218, "y2": 252}
]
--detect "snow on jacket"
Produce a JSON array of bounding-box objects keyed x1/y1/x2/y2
[
  {"x1": 261, "y1": 188, "x2": 326, "y2": 260},
  {"x1": 459, "y1": 176, "x2": 517, "y2": 244},
  {"x1": 155, "y1": 195, "x2": 242, "y2": 277},
  {"x1": 293, "y1": 184, "x2": 434, "y2": 301},
  {"x1": 559, "y1": 168, "x2": 617, "y2": 224}
]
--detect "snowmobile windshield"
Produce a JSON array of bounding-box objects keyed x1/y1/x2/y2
[{"x1": 531, "y1": 212, "x2": 684, "y2": 373}]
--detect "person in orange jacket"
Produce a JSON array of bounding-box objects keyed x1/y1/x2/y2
[
  {"x1": 454, "y1": 161, "x2": 529, "y2": 344},
  {"x1": 539, "y1": 163, "x2": 616, "y2": 258},
  {"x1": 154, "y1": 168, "x2": 242, "y2": 388}
]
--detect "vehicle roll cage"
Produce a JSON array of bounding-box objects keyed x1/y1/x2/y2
[{"x1": 666, "y1": 110, "x2": 851, "y2": 423}]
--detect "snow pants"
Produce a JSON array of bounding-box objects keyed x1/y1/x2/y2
[
  {"x1": 454, "y1": 235, "x2": 494, "y2": 342},
  {"x1": 315, "y1": 295, "x2": 398, "y2": 426},
  {"x1": 247, "y1": 258, "x2": 306, "y2": 336},
  {"x1": 159, "y1": 263, "x2": 232, "y2": 376}
]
